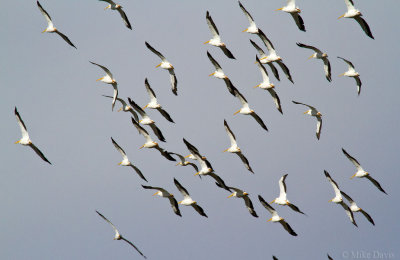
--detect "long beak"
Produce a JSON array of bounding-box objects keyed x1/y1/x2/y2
[
  {"x1": 339, "y1": 73, "x2": 345, "y2": 76},
  {"x1": 203, "y1": 41, "x2": 210, "y2": 44},
  {"x1": 276, "y1": 7, "x2": 283, "y2": 11},
  {"x1": 253, "y1": 84, "x2": 260, "y2": 89},
  {"x1": 308, "y1": 55, "x2": 314, "y2": 60},
  {"x1": 155, "y1": 63, "x2": 161, "y2": 68},
  {"x1": 267, "y1": 218, "x2": 272, "y2": 222},
  {"x1": 303, "y1": 111, "x2": 308, "y2": 114},
  {"x1": 227, "y1": 194, "x2": 234, "y2": 198},
  {"x1": 152, "y1": 192, "x2": 158, "y2": 196},
  {"x1": 350, "y1": 173, "x2": 357, "y2": 179},
  {"x1": 139, "y1": 145, "x2": 145, "y2": 149},
  {"x1": 143, "y1": 105, "x2": 148, "y2": 109},
  {"x1": 194, "y1": 172, "x2": 200, "y2": 176},
  {"x1": 184, "y1": 154, "x2": 191, "y2": 158},
  {"x1": 15, "y1": 140, "x2": 20, "y2": 144},
  {"x1": 329, "y1": 199, "x2": 333, "y2": 202},
  {"x1": 41, "y1": 29, "x2": 47, "y2": 33},
  {"x1": 175, "y1": 162, "x2": 181, "y2": 166},
  {"x1": 96, "y1": 77, "x2": 103, "y2": 81},
  {"x1": 118, "y1": 162, "x2": 122, "y2": 165},
  {"x1": 208, "y1": 72, "x2": 215, "y2": 76},
  {"x1": 260, "y1": 56, "x2": 268, "y2": 60},
  {"x1": 233, "y1": 110, "x2": 241, "y2": 115},
  {"x1": 117, "y1": 108, "x2": 123, "y2": 112},
  {"x1": 223, "y1": 148, "x2": 229, "y2": 152},
  {"x1": 270, "y1": 200, "x2": 275, "y2": 204},
  {"x1": 242, "y1": 29, "x2": 248, "y2": 32},
  {"x1": 338, "y1": 14, "x2": 345, "y2": 19}
]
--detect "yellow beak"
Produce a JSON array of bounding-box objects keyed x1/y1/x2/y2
[
  {"x1": 339, "y1": 73, "x2": 345, "y2": 76},
  {"x1": 338, "y1": 14, "x2": 345, "y2": 19},
  {"x1": 203, "y1": 41, "x2": 210, "y2": 44},
  {"x1": 308, "y1": 55, "x2": 314, "y2": 60},
  {"x1": 96, "y1": 77, "x2": 103, "y2": 81},
  {"x1": 270, "y1": 200, "x2": 275, "y2": 204},
  {"x1": 118, "y1": 162, "x2": 122, "y2": 165},
  {"x1": 155, "y1": 63, "x2": 161, "y2": 68},
  {"x1": 152, "y1": 192, "x2": 158, "y2": 196},
  {"x1": 267, "y1": 218, "x2": 272, "y2": 222},
  {"x1": 143, "y1": 105, "x2": 148, "y2": 109},
  {"x1": 303, "y1": 111, "x2": 308, "y2": 114},
  {"x1": 15, "y1": 140, "x2": 20, "y2": 144},
  {"x1": 276, "y1": 8, "x2": 283, "y2": 11},
  {"x1": 233, "y1": 110, "x2": 241, "y2": 115},
  {"x1": 223, "y1": 148, "x2": 229, "y2": 152},
  {"x1": 41, "y1": 29, "x2": 47, "y2": 33},
  {"x1": 117, "y1": 108, "x2": 123, "y2": 112},
  {"x1": 209, "y1": 72, "x2": 215, "y2": 76},
  {"x1": 194, "y1": 172, "x2": 200, "y2": 176},
  {"x1": 139, "y1": 145, "x2": 145, "y2": 149},
  {"x1": 242, "y1": 29, "x2": 248, "y2": 32},
  {"x1": 253, "y1": 84, "x2": 260, "y2": 89},
  {"x1": 178, "y1": 201, "x2": 182, "y2": 204},
  {"x1": 227, "y1": 194, "x2": 234, "y2": 198},
  {"x1": 350, "y1": 173, "x2": 357, "y2": 179}
]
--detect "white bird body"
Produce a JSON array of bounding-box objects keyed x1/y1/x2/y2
[
  {"x1": 280, "y1": 0, "x2": 300, "y2": 13},
  {"x1": 213, "y1": 70, "x2": 227, "y2": 79},
  {"x1": 139, "y1": 116, "x2": 154, "y2": 125},
  {"x1": 238, "y1": 1, "x2": 259, "y2": 34}
]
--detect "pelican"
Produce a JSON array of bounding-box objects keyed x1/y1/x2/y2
[
  {"x1": 232, "y1": 86, "x2": 269, "y2": 132},
  {"x1": 204, "y1": 11, "x2": 235, "y2": 59},
  {"x1": 338, "y1": 0, "x2": 374, "y2": 39},
  {"x1": 170, "y1": 152, "x2": 199, "y2": 173},
  {"x1": 238, "y1": 1, "x2": 259, "y2": 34},
  {"x1": 324, "y1": 170, "x2": 358, "y2": 227},
  {"x1": 292, "y1": 101, "x2": 322, "y2": 140},
  {"x1": 95, "y1": 211, "x2": 147, "y2": 259},
  {"x1": 141, "y1": 185, "x2": 181, "y2": 217},
  {"x1": 270, "y1": 174, "x2": 306, "y2": 215},
  {"x1": 14, "y1": 107, "x2": 51, "y2": 165},
  {"x1": 250, "y1": 39, "x2": 280, "y2": 81},
  {"x1": 99, "y1": 0, "x2": 132, "y2": 30},
  {"x1": 130, "y1": 118, "x2": 175, "y2": 161},
  {"x1": 207, "y1": 51, "x2": 235, "y2": 96},
  {"x1": 258, "y1": 29, "x2": 294, "y2": 83},
  {"x1": 254, "y1": 56, "x2": 283, "y2": 114},
  {"x1": 102, "y1": 95, "x2": 139, "y2": 122},
  {"x1": 216, "y1": 183, "x2": 258, "y2": 217},
  {"x1": 145, "y1": 42, "x2": 177, "y2": 96},
  {"x1": 128, "y1": 98, "x2": 166, "y2": 142},
  {"x1": 342, "y1": 148, "x2": 386, "y2": 194},
  {"x1": 258, "y1": 195, "x2": 297, "y2": 236},
  {"x1": 111, "y1": 137, "x2": 147, "y2": 182},
  {"x1": 340, "y1": 191, "x2": 375, "y2": 225},
  {"x1": 337, "y1": 57, "x2": 362, "y2": 95},
  {"x1": 142, "y1": 78, "x2": 174, "y2": 123},
  {"x1": 174, "y1": 178, "x2": 207, "y2": 217},
  {"x1": 296, "y1": 42, "x2": 331, "y2": 82},
  {"x1": 183, "y1": 138, "x2": 230, "y2": 191},
  {"x1": 223, "y1": 120, "x2": 254, "y2": 173},
  {"x1": 37, "y1": 1, "x2": 76, "y2": 49},
  {"x1": 90, "y1": 61, "x2": 118, "y2": 111},
  {"x1": 276, "y1": 0, "x2": 305, "y2": 32}
]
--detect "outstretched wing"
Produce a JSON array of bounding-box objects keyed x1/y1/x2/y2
[
  {"x1": 174, "y1": 178, "x2": 190, "y2": 197},
  {"x1": 206, "y1": 11, "x2": 220, "y2": 38},
  {"x1": 37, "y1": 1, "x2": 53, "y2": 26},
  {"x1": 14, "y1": 107, "x2": 29, "y2": 139},
  {"x1": 219, "y1": 45, "x2": 235, "y2": 59},
  {"x1": 250, "y1": 112, "x2": 268, "y2": 131},
  {"x1": 117, "y1": 8, "x2": 132, "y2": 30},
  {"x1": 243, "y1": 196, "x2": 258, "y2": 217},
  {"x1": 168, "y1": 197, "x2": 182, "y2": 217},
  {"x1": 55, "y1": 31, "x2": 77, "y2": 49},
  {"x1": 341, "y1": 148, "x2": 363, "y2": 171},
  {"x1": 296, "y1": 42, "x2": 322, "y2": 53},
  {"x1": 169, "y1": 69, "x2": 178, "y2": 96},
  {"x1": 29, "y1": 143, "x2": 52, "y2": 165},
  {"x1": 157, "y1": 108, "x2": 174, "y2": 123},
  {"x1": 366, "y1": 175, "x2": 387, "y2": 194},
  {"x1": 290, "y1": 12, "x2": 305, "y2": 32},
  {"x1": 145, "y1": 42, "x2": 166, "y2": 61},
  {"x1": 323, "y1": 58, "x2": 332, "y2": 82},
  {"x1": 90, "y1": 61, "x2": 113, "y2": 78},
  {"x1": 192, "y1": 204, "x2": 208, "y2": 218},
  {"x1": 267, "y1": 88, "x2": 283, "y2": 114},
  {"x1": 354, "y1": 16, "x2": 374, "y2": 39},
  {"x1": 276, "y1": 60, "x2": 293, "y2": 83},
  {"x1": 120, "y1": 237, "x2": 147, "y2": 259},
  {"x1": 279, "y1": 220, "x2": 297, "y2": 236},
  {"x1": 236, "y1": 152, "x2": 254, "y2": 173}
]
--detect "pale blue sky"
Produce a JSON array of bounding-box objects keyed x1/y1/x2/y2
[{"x1": 1, "y1": 1, "x2": 399, "y2": 259}]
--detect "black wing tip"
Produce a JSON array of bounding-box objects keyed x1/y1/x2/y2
[{"x1": 324, "y1": 170, "x2": 330, "y2": 177}]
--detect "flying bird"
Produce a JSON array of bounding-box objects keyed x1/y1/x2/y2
[
  {"x1": 99, "y1": 0, "x2": 132, "y2": 30},
  {"x1": 342, "y1": 148, "x2": 386, "y2": 194},
  {"x1": 276, "y1": 0, "x2": 305, "y2": 31},
  {"x1": 270, "y1": 174, "x2": 306, "y2": 215},
  {"x1": 340, "y1": 191, "x2": 375, "y2": 225},
  {"x1": 338, "y1": 0, "x2": 374, "y2": 39},
  {"x1": 128, "y1": 98, "x2": 166, "y2": 142},
  {"x1": 223, "y1": 120, "x2": 254, "y2": 173},
  {"x1": 254, "y1": 56, "x2": 283, "y2": 114},
  {"x1": 170, "y1": 152, "x2": 199, "y2": 173},
  {"x1": 14, "y1": 107, "x2": 51, "y2": 165},
  {"x1": 102, "y1": 95, "x2": 139, "y2": 122},
  {"x1": 258, "y1": 195, "x2": 297, "y2": 236},
  {"x1": 174, "y1": 178, "x2": 208, "y2": 217},
  {"x1": 111, "y1": 137, "x2": 147, "y2": 182},
  {"x1": 130, "y1": 117, "x2": 175, "y2": 161},
  {"x1": 143, "y1": 78, "x2": 174, "y2": 123},
  {"x1": 296, "y1": 42, "x2": 331, "y2": 82},
  {"x1": 90, "y1": 61, "x2": 118, "y2": 111},
  {"x1": 238, "y1": 1, "x2": 259, "y2": 34},
  {"x1": 324, "y1": 170, "x2": 358, "y2": 227},
  {"x1": 37, "y1": 1, "x2": 76, "y2": 48},
  {"x1": 250, "y1": 39, "x2": 280, "y2": 81},
  {"x1": 292, "y1": 101, "x2": 322, "y2": 140},
  {"x1": 141, "y1": 185, "x2": 181, "y2": 216},
  {"x1": 95, "y1": 211, "x2": 147, "y2": 259},
  {"x1": 145, "y1": 42, "x2": 178, "y2": 95},
  {"x1": 207, "y1": 51, "x2": 235, "y2": 96},
  {"x1": 216, "y1": 183, "x2": 258, "y2": 217},
  {"x1": 204, "y1": 11, "x2": 235, "y2": 59},
  {"x1": 232, "y1": 87, "x2": 269, "y2": 132},
  {"x1": 337, "y1": 57, "x2": 362, "y2": 95}
]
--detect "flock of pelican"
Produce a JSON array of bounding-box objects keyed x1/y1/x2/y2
[{"x1": 11, "y1": 0, "x2": 384, "y2": 259}]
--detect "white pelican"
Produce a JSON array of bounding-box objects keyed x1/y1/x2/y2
[
  {"x1": 324, "y1": 170, "x2": 358, "y2": 227},
  {"x1": 128, "y1": 98, "x2": 166, "y2": 142},
  {"x1": 232, "y1": 86, "x2": 268, "y2": 132},
  {"x1": 130, "y1": 118, "x2": 175, "y2": 161},
  {"x1": 250, "y1": 40, "x2": 280, "y2": 81},
  {"x1": 170, "y1": 152, "x2": 199, "y2": 173},
  {"x1": 338, "y1": 0, "x2": 374, "y2": 39},
  {"x1": 183, "y1": 138, "x2": 230, "y2": 191},
  {"x1": 145, "y1": 42, "x2": 177, "y2": 95},
  {"x1": 111, "y1": 137, "x2": 147, "y2": 182},
  {"x1": 95, "y1": 211, "x2": 147, "y2": 259},
  {"x1": 276, "y1": 0, "x2": 305, "y2": 32},
  {"x1": 292, "y1": 101, "x2": 322, "y2": 140},
  {"x1": 204, "y1": 11, "x2": 235, "y2": 59},
  {"x1": 90, "y1": 61, "x2": 118, "y2": 111},
  {"x1": 223, "y1": 120, "x2": 254, "y2": 173},
  {"x1": 238, "y1": 1, "x2": 259, "y2": 34},
  {"x1": 143, "y1": 78, "x2": 174, "y2": 123},
  {"x1": 270, "y1": 174, "x2": 306, "y2": 215},
  {"x1": 99, "y1": 0, "x2": 132, "y2": 30},
  {"x1": 340, "y1": 191, "x2": 375, "y2": 225},
  {"x1": 141, "y1": 185, "x2": 181, "y2": 217},
  {"x1": 14, "y1": 107, "x2": 51, "y2": 165},
  {"x1": 37, "y1": 1, "x2": 76, "y2": 49},
  {"x1": 216, "y1": 183, "x2": 258, "y2": 217},
  {"x1": 102, "y1": 95, "x2": 139, "y2": 122},
  {"x1": 174, "y1": 178, "x2": 208, "y2": 217},
  {"x1": 258, "y1": 195, "x2": 297, "y2": 236},
  {"x1": 258, "y1": 30, "x2": 294, "y2": 83},
  {"x1": 254, "y1": 56, "x2": 283, "y2": 114},
  {"x1": 207, "y1": 51, "x2": 235, "y2": 96},
  {"x1": 337, "y1": 57, "x2": 362, "y2": 95},
  {"x1": 342, "y1": 148, "x2": 386, "y2": 194},
  {"x1": 296, "y1": 42, "x2": 331, "y2": 82}
]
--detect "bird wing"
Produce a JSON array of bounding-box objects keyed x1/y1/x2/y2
[
  {"x1": 323, "y1": 58, "x2": 332, "y2": 82},
  {"x1": 355, "y1": 76, "x2": 362, "y2": 96},
  {"x1": 223, "y1": 78, "x2": 236, "y2": 96},
  {"x1": 340, "y1": 191, "x2": 355, "y2": 204},
  {"x1": 206, "y1": 11, "x2": 220, "y2": 38},
  {"x1": 192, "y1": 204, "x2": 208, "y2": 217},
  {"x1": 168, "y1": 196, "x2": 182, "y2": 217},
  {"x1": 149, "y1": 124, "x2": 166, "y2": 142},
  {"x1": 316, "y1": 116, "x2": 322, "y2": 140},
  {"x1": 324, "y1": 170, "x2": 341, "y2": 198},
  {"x1": 154, "y1": 146, "x2": 175, "y2": 161},
  {"x1": 365, "y1": 175, "x2": 387, "y2": 194},
  {"x1": 156, "y1": 108, "x2": 174, "y2": 123},
  {"x1": 99, "y1": 0, "x2": 116, "y2": 4},
  {"x1": 96, "y1": 210, "x2": 119, "y2": 234},
  {"x1": 29, "y1": 143, "x2": 52, "y2": 165},
  {"x1": 128, "y1": 98, "x2": 146, "y2": 118},
  {"x1": 267, "y1": 88, "x2": 283, "y2": 114},
  {"x1": 257, "y1": 29, "x2": 276, "y2": 55},
  {"x1": 223, "y1": 119, "x2": 237, "y2": 147},
  {"x1": 182, "y1": 138, "x2": 201, "y2": 157},
  {"x1": 267, "y1": 63, "x2": 280, "y2": 81},
  {"x1": 120, "y1": 237, "x2": 147, "y2": 259},
  {"x1": 249, "y1": 39, "x2": 266, "y2": 58},
  {"x1": 243, "y1": 196, "x2": 258, "y2": 217},
  {"x1": 258, "y1": 195, "x2": 276, "y2": 216},
  {"x1": 255, "y1": 56, "x2": 270, "y2": 83},
  {"x1": 344, "y1": 0, "x2": 356, "y2": 11},
  {"x1": 250, "y1": 112, "x2": 269, "y2": 131},
  {"x1": 341, "y1": 148, "x2": 363, "y2": 171},
  {"x1": 131, "y1": 117, "x2": 152, "y2": 143},
  {"x1": 233, "y1": 87, "x2": 248, "y2": 107},
  {"x1": 168, "y1": 69, "x2": 178, "y2": 96},
  {"x1": 337, "y1": 56, "x2": 355, "y2": 69},
  {"x1": 278, "y1": 174, "x2": 288, "y2": 197},
  {"x1": 208, "y1": 172, "x2": 231, "y2": 192},
  {"x1": 117, "y1": 8, "x2": 132, "y2": 30},
  {"x1": 55, "y1": 31, "x2": 77, "y2": 49},
  {"x1": 170, "y1": 152, "x2": 185, "y2": 164},
  {"x1": 111, "y1": 137, "x2": 128, "y2": 160},
  {"x1": 14, "y1": 107, "x2": 29, "y2": 139},
  {"x1": 354, "y1": 16, "x2": 374, "y2": 39},
  {"x1": 288, "y1": 203, "x2": 306, "y2": 215},
  {"x1": 360, "y1": 209, "x2": 375, "y2": 225},
  {"x1": 141, "y1": 185, "x2": 166, "y2": 192},
  {"x1": 238, "y1": 1, "x2": 255, "y2": 26},
  {"x1": 90, "y1": 61, "x2": 113, "y2": 79},
  {"x1": 188, "y1": 163, "x2": 199, "y2": 173},
  {"x1": 111, "y1": 83, "x2": 118, "y2": 111},
  {"x1": 37, "y1": 1, "x2": 53, "y2": 26},
  {"x1": 279, "y1": 220, "x2": 298, "y2": 236},
  {"x1": 339, "y1": 201, "x2": 358, "y2": 227},
  {"x1": 287, "y1": 0, "x2": 296, "y2": 9},
  {"x1": 276, "y1": 60, "x2": 293, "y2": 83},
  {"x1": 130, "y1": 165, "x2": 147, "y2": 182},
  {"x1": 102, "y1": 95, "x2": 126, "y2": 107},
  {"x1": 292, "y1": 100, "x2": 317, "y2": 111},
  {"x1": 144, "y1": 78, "x2": 157, "y2": 102},
  {"x1": 145, "y1": 42, "x2": 166, "y2": 61},
  {"x1": 290, "y1": 13, "x2": 306, "y2": 32},
  {"x1": 296, "y1": 42, "x2": 322, "y2": 54},
  {"x1": 236, "y1": 152, "x2": 254, "y2": 173},
  {"x1": 219, "y1": 45, "x2": 236, "y2": 59},
  {"x1": 207, "y1": 51, "x2": 222, "y2": 71},
  {"x1": 174, "y1": 178, "x2": 190, "y2": 198}
]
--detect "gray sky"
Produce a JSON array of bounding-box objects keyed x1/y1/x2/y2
[{"x1": 1, "y1": 0, "x2": 399, "y2": 259}]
